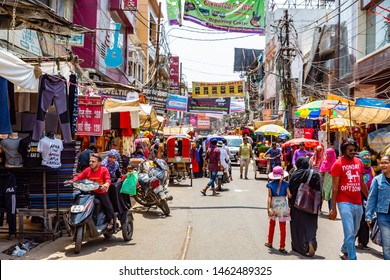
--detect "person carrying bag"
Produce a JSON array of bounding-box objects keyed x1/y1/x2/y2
[{"x1": 294, "y1": 169, "x2": 322, "y2": 214}]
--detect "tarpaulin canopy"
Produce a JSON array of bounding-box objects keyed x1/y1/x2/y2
[
  {"x1": 103, "y1": 98, "x2": 140, "y2": 113},
  {"x1": 0, "y1": 48, "x2": 36, "y2": 89},
  {"x1": 339, "y1": 105, "x2": 390, "y2": 124},
  {"x1": 139, "y1": 104, "x2": 164, "y2": 130},
  {"x1": 253, "y1": 120, "x2": 283, "y2": 130},
  {"x1": 163, "y1": 126, "x2": 193, "y2": 136},
  {"x1": 355, "y1": 98, "x2": 390, "y2": 108}
]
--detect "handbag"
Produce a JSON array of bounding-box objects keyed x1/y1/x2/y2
[
  {"x1": 120, "y1": 171, "x2": 138, "y2": 195},
  {"x1": 370, "y1": 218, "x2": 382, "y2": 246},
  {"x1": 294, "y1": 169, "x2": 322, "y2": 214}
]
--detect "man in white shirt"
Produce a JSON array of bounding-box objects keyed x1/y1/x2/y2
[
  {"x1": 222, "y1": 138, "x2": 232, "y2": 181},
  {"x1": 217, "y1": 141, "x2": 229, "y2": 171}
]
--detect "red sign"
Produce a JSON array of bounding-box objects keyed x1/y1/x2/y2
[
  {"x1": 197, "y1": 114, "x2": 210, "y2": 129},
  {"x1": 169, "y1": 56, "x2": 180, "y2": 90},
  {"x1": 123, "y1": 0, "x2": 138, "y2": 11},
  {"x1": 76, "y1": 96, "x2": 104, "y2": 136}
]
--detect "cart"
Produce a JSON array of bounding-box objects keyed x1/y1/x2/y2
[
  {"x1": 166, "y1": 135, "x2": 193, "y2": 186},
  {"x1": 253, "y1": 154, "x2": 271, "y2": 179}
]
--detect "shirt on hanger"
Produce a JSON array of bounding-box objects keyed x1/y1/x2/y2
[{"x1": 37, "y1": 136, "x2": 63, "y2": 168}]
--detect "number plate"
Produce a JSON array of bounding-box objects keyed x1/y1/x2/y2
[
  {"x1": 217, "y1": 171, "x2": 224, "y2": 176},
  {"x1": 70, "y1": 205, "x2": 84, "y2": 213}
]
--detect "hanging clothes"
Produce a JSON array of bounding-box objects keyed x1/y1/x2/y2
[
  {"x1": 32, "y1": 74, "x2": 72, "y2": 143},
  {"x1": 0, "y1": 173, "x2": 17, "y2": 236},
  {"x1": 0, "y1": 77, "x2": 12, "y2": 134},
  {"x1": 68, "y1": 74, "x2": 79, "y2": 137}
]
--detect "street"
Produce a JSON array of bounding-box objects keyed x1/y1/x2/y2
[{"x1": 4, "y1": 163, "x2": 383, "y2": 261}]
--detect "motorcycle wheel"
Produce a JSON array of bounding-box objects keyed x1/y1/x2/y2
[
  {"x1": 74, "y1": 225, "x2": 83, "y2": 254},
  {"x1": 134, "y1": 191, "x2": 153, "y2": 207},
  {"x1": 158, "y1": 199, "x2": 170, "y2": 216},
  {"x1": 103, "y1": 232, "x2": 113, "y2": 239},
  {"x1": 122, "y1": 212, "x2": 134, "y2": 241}
]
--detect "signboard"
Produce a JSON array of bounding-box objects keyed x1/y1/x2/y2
[
  {"x1": 187, "y1": 97, "x2": 231, "y2": 114},
  {"x1": 192, "y1": 80, "x2": 244, "y2": 98},
  {"x1": 166, "y1": 94, "x2": 188, "y2": 111},
  {"x1": 76, "y1": 96, "x2": 103, "y2": 136},
  {"x1": 55, "y1": 34, "x2": 84, "y2": 47},
  {"x1": 143, "y1": 89, "x2": 168, "y2": 115},
  {"x1": 169, "y1": 56, "x2": 180, "y2": 90},
  {"x1": 167, "y1": 0, "x2": 182, "y2": 26},
  {"x1": 123, "y1": 0, "x2": 138, "y2": 10},
  {"x1": 189, "y1": 114, "x2": 198, "y2": 127},
  {"x1": 197, "y1": 114, "x2": 211, "y2": 129},
  {"x1": 183, "y1": 0, "x2": 265, "y2": 34},
  {"x1": 0, "y1": 29, "x2": 42, "y2": 56},
  {"x1": 230, "y1": 98, "x2": 246, "y2": 113}
]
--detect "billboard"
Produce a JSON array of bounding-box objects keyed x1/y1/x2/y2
[
  {"x1": 192, "y1": 80, "x2": 244, "y2": 98},
  {"x1": 187, "y1": 97, "x2": 231, "y2": 114},
  {"x1": 169, "y1": 56, "x2": 180, "y2": 90}
]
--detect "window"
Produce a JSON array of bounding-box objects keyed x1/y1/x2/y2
[{"x1": 366, "y1": 0, "x2": 390, "y2": 54}]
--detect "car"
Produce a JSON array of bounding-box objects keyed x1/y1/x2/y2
[{"x1": 223, "y1": 135, "x2": 243, "y2": 164}]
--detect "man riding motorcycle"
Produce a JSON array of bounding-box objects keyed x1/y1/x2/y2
[{"x1": 66, "y1": 153, "x2": 115, "y2": 230}]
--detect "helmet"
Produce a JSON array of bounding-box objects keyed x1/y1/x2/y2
[{"x1": 340, "y1": 138, "x2": 359, "y2": 155}]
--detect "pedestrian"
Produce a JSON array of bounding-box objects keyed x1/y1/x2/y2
[
  {"x1": 201, "y1": 139, "x2": 220, "y2": 196},
  {"x1": 329, "y1": 138, "x2": 369, "y2": 260},
  {"x1": 318, "y1": 148, "x2": 337, "y2": 214},
  {"x1": 292, "y1": 141, "x2": 313, "y2": 169},
  {"x1": 289, "y1": 157, "x2": 321, "y2": 257},
  {"x1": 264, "y1": 142, "x2": 282, "y2": 169},
  {"x1": 310, "y1": 145, "x2": 324, "y2": 171},
  {"x1": 365, "y1": 154, "x2": 390, "y2": 260},
  {"x1": 190, "y1": 142, "x2": 200, "y2": 178},
  {"x1": 356, "y1": 150, "x2": 376, "y2": 250},
  {"x1": 238, "y1": 136, "x2": 253, "y2": 179},
  {"x1": 222, "y1": 138, "x2": 233, "y2": 181},
  {"x1": 264, "y1": 166, "x2": 291, "y2": 254}
]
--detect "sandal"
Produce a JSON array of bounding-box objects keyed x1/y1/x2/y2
[
  {"x1": 212, "y1": 192, "x2": 220, "y2": 196},
  {"x1": 107, "y1": 221, "x2": 114, "y2": 230},
  {"x1": 339, "y1": 253, "x2": 348, "y2": 260},
  {"x1": 279, "y1": 248, "x2": 288, "y2": 254},
  {"x1": 264, "y1": 242, "x2": 272, "y2": 248},
  {"x1": 200, "y1": 190, "x2": 206, "y2": 196}
]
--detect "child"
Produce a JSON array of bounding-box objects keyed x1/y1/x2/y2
[{"x1": 265, "y1": 166, "x2": 291, "y2": 254}]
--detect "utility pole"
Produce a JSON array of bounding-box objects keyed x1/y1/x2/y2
[
  {"x1": 153, "y1": 2, "x2": 162, "y2": 89},
  {"x1": 279, "y1": 10, "x2": 297, "y2": 131}
]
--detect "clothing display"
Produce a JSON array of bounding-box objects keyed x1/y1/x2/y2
[
  {"x1": 18, "y1": 135, "x2": 42, "y2": 167},
  {"x1": 37, "y1": 136, "x2": 63, "y2": 168},
  {"x1": 32, "y1": 74, "x2": 72, "y2": 143},
  {"x1": 0, "y1": 173, "x2": 17, "y2": 235},
  {"x1": 0, "y1": 77, "x2": 12, "y2": 134},
  {"x1": 8, "y1": 81, "x2": 16, "y2": 125},
  {"x1": 0, "y1": 137, "x2": 23, "y2": 167}
]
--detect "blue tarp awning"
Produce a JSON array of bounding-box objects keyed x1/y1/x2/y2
[{"x1": 355, "y1": 98, "x2": 390, "y2": 109}]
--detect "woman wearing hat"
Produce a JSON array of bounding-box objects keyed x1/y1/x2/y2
[
  {"x1": 289, "y1": 157, "x2": 321, "y2": 257},
  {"x1": 265, "y1": 166, "x2": 291, "y2": 254}
]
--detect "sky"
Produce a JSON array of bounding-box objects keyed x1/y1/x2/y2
[{"x1": 159, "y1": 1, "x2": 266, "y2": 87}]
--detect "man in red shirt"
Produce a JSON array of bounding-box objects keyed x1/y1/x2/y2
[
  {"x1": 329, "y1": 138, "x2": 368, "y2": 260},
  {"x1": 68, "y1": 154, "x2": 115, "y2": 229},
  {"x1": 201, "y1": 139, "x2": 221, "y2": 196}
]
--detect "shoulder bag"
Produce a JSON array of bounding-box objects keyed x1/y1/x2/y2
[{"x1": 294, "y1": 169, "x2": 322, "y2": 214}]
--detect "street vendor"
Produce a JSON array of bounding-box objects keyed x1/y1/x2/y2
[
  {"x1": 264, "y1": 142, "x2": 282, "y2": 169},
  {"x1": 292, "y1": 141, "x2": 313, "y2": 168}
]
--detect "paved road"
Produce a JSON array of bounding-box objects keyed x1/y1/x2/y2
[{"x1": 2, "y1": 164, "x2": 384, "y2": 260}]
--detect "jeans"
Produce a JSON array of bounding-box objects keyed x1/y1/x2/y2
[
  {"x1": 338, "y1": 202, "x2": 363, "y2": 260},
  {"x1": 207, "y1": 171, "x2": 218, "y2": 189},
  {"x1": 377, "y1": 213, "x2": 390, "y2": 260}
]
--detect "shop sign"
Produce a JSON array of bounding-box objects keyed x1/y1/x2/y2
[
  {"x1": 99, "y1": 87, "x2": 129, "y2": 100},
  {"x1": 197, "y1": 114, "x2": 210, "y2": 129},
  {"x1": 76, "y1": 96, "x2": 103, "y2": 136},
  {"x1": 0, "y1": 29, "x2": 42, "y2": 56},
  {"x1": 55, "y1": 34, "x2": 84, "y2": 47},
  {"x1": 123, "y1": 0, "x2": 138, "y2": 10},
  {"x1": 166, "y1": 94, "x2": 188, "y2": 112},
  {"x1": 187, "y1": 97, "x2": 231, "y2": 114},
  {"x1": 169, "y1": 56, "x2": 180, "y2": 90},
  {"x1": 192, "y1": 80, "x2": 244, "y2": 98}
]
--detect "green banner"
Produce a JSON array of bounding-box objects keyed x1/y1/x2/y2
[
  {"x1": 183, "y1": 0, "x2": 265, "y2": 34},
  {"x1": 167, "y1": 0, "x2": 182, "y2": 26}
]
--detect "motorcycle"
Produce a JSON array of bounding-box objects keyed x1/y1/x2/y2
[
  {"x1": 216, "y1": 166, "x2": 230, "y2": 191},
  {"x1": 66, "y1": 179, "x2": 134, "y2": 254},
  {"x1": 133, "y1": 159, "x2": 173, "y2": 216}
]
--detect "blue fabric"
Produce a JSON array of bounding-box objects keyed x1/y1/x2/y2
[
  {"x1": 377, "y1": 213, "x2": 390, "y2": 260},
  {"x1": 338, "y1": 202, "x2": 363, "y2": 260},
  {"x1": 366, "y1": 174, "x2": 390, "y2": 221},
  {"x1": 356, "y1": 98, "x2": 390, "y2": 108},
  {"x1": 264, "y1": 148, "x2": 281, "y2": 167},
  {"x1": 207, "y1": 170, "x2": 218, "y2": 189},
  {"x1": 266, "y1": 180, "x2": 289, "y2": 196},
  {"x1": 0, "y1": 77, "x2": 12, "y2": 134}
]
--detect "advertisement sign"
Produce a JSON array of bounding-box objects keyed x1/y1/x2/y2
[
  {"x1": 166, "y1": 94, "x2": 188, "y2": 112},
  {"x1": 0, "y1": 29, "x2": 42, "y2": 56},
  {"x1": 192, "y1": 80, "x2": 244, "y2": 98},
  {"x1": 167, "y1": 0, "x2": 182, "y2": 26},
  {"x1": 197, "y1": 114, "x2": 210, "y2": 129},
  {"x1": 76, "y1": 96, "x2": 103, "y2": 136},
  {"x1": 56, "y1": 34, "x2": 84, "y2": 47},
  {"x1": 187, "y1": 97, "x2": 231, "y2": 114},
  {"x1": 169, "y1": 56, "x2": 180, "y2": 90},
  {"x1": 230, "y1": 98, "x2": 246, "y2": 113},
  {"x1": 143, "y1": 89, "x2": 168, "y2": 115},
  {"x1": 189, "y1": 114, "x2": 198, "y2": 127},
  {"x1": 123, "y1": 0, "x2": 138, "y2": 10},
  {"x1": 183, "y1": 0, "x2": 265, "y2": 34}
]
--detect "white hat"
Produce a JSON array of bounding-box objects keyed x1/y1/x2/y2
[{"x1": 217, "y1": 141, "x2": 223, "y2": 147}]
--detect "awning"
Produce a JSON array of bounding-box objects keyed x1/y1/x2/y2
[
  {"x1": 0, "y1": 48, "x2": 36, "y2": 89},
  {"x1": 253, "y1": 120, "x2": 283, "y2": 130},
  {"x1": 103, "y1": 98, "x2": 140, "y2": 113},
  {"x1": 340, "y1": 105, "x2": 390, "y2": 124},
  {"x1": 163, "y1": 126, "x2": 193, "y2": 136},
  {"x1": 0, "y1": 0, "x2": 92, "y2": 35},
  {"x1": 139, "y1": 104, "x2": 165, "y2": 130}
]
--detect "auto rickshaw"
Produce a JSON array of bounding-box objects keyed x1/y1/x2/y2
[{"x1": 166, "y1": 135, "x2": 193, "y2": 186}]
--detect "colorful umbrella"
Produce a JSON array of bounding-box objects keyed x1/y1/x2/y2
[
  {"x1": 255, "y1": 124, "x2": 291, "y2": 138},
  {"x1": 368, "y1": 131, "x2": 390, "y2": 152},
  {"x1": 282, "y1": 138, "x2": 321, "y2": 149},
  {"x1": 295, "y1": 100, "x2": 348, "y2": 119},
  {"x1": 320, "y1": 118, "x2": 357, "y2": 131}
]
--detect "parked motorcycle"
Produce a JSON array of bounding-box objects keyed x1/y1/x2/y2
[
  {"x1": 66, "y1": 179, "x2": 134, "y2": 254},
  {"x1": 216, "y1": 167, "x2": 230, "y2": 191},
  {"x1": 133, "y1": 159, "x2": 173, "y2": 216}
]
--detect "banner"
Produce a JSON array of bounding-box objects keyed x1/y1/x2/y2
[
  {"x1": 183, "y1": 0, "x2": 265, "y2": 34},
  {"x1": 187, "y1": 97, "x2": 231, "y2": 114},
  {"x1": 123, "y1": 0, "x2": 138, "y2": 10},
  {"x1": 192, "y1": 80, "x2": 244, "y2": 98},
  {"x1": 189, "y1": 114, "x2": 198, "y2": 126},
  {"x1": 167, "y1": 0, "x2": 182, "y2": 26},
  {"x1": 76, "y1": 96, "x2": 103, "y2": 136},
  {"x1": 197, "y1": 114, "x2": 211, "y2": 129},
  {"x1": 230, "y1": 98, "x2": 246, "y2": 113},
  {"x1": 166, "y1": 94, "x2": 188, "y2": 112},
  {"x1": 169, "y1": 56, "x2": 180, "y2": 90}
]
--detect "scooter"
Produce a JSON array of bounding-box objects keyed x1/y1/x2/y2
[
  {"x1": 216, "y1": 166, "x2": 230, "y2": 191},
  {"x1": 66, "y1": 179, "x2": 134, "y2": 254}
]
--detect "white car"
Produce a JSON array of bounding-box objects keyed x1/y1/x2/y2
[{"x1": 223, "y1": 135, "x2": 243, "y2": 164}]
